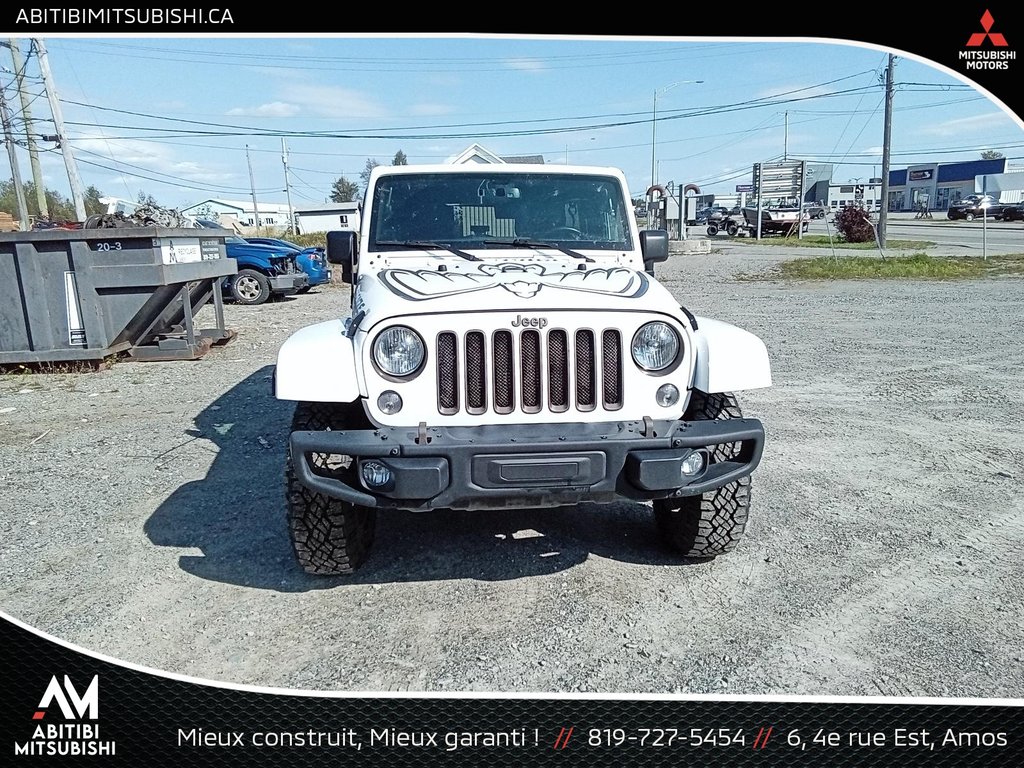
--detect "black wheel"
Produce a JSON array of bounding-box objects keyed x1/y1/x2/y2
[
  {"x1": 230, "y1": 269, "x2": 271, "y2": 305},
  {"x1": 726, "y1": 223, "x2": 740, "y2": 237},
  {"x1": 653, "y1": 391, "x2": 751, "y2": 559},
  {"x1": 964, "y1": 212, "x2": 975, "y2": 222},
  {"x1": 286, "y1": 401, "x2": 376, "y2": 575},
  {"x1": 706, "y1": 223, "x2": 719, "y2": 236}
]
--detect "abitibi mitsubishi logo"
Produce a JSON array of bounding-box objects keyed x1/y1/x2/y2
[
  {"x1": 14, "y1": 675, "x2": 117, "y2": 756},
  {"x1": 960, "y1": 9, "x2": 1014, "y2": 70}
]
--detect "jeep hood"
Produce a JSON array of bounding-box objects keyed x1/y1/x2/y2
[{"x1": 353, "y1": 260, "x2": 682, "y2": 327}]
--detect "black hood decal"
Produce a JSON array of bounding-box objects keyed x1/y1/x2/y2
[{"x1": 378, "y1": 263, "x2": 649, "y2": 301}]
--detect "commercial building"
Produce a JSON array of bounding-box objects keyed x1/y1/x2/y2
[
  {"x1": 884, "y1": 158, "x2": 1023, "y2": 211},
  {"x1": 181, "y1": 198, "x2": 293, "y2": 228}
]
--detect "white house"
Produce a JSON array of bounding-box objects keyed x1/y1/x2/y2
[
  {"x1": 181, "y1": 198, "x2": 293, "y2": 228},
  {"x1": 445, "y1": 143, "x2": 545, "y2": 165},
  {"x1": 294, "y1": 202, "x2": 360, "y2": 235}
]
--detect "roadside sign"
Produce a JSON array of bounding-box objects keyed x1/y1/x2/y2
[{"x1": 752, "y1": 161, "x2": 805, "y2": 198}]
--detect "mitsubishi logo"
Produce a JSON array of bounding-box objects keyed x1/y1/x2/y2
[{"x1": 966, "y1": 10, "x2": 1008, "y2": 47}]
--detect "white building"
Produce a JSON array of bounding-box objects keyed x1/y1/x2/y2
[
  {"x1": 181, "y1": 198, "x2": 293, "y2": 228},
  {"x1": 294, "y1": 203, "x2": 360, "y2": 235}
]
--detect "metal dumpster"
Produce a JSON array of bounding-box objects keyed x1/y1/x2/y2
[{"x1": 0, "y1": 227, "x2": 238, "y2": 364}]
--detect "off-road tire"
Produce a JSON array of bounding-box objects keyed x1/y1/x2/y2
[
  {"x1": 726, "y1": 222, "x2": 740, "y2": 237},
  {"x1": 286, "y1": 401, "x2": 376, "y2": 575},
  {"x1": 653, "y1": 391, "x2": 752, "y2": 559},
  {"x1": 706, "y1": 223, "x2": 719, "y2": 236},
  {"x1": 230, "y1": 269, "x2": 271, "y2": 305}
]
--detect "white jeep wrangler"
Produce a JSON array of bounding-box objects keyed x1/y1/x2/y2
[{"x1": 274, "y1": 163, "x2": 771, "y2": 575}]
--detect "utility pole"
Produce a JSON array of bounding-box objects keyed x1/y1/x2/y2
[
  {"x1": 0, "y1": 77, "x2": 29, "y2": 229},
  {"x1": 281, "y1": 138, "x2": 295, "y2": 235},
  {"x1": 878, "y1": 54, "x2": 895, "y2": 249},
  {"x1": 784, "y1": 111, "x2": 789, "y2": 161},
  {"x1": 7, "y1": 39, "x2": 47, "y2": 218},
  {"x1": 246, "y1": 144, "x2": 261, "y2": 236},
  {"x1": 34, "y1": 38, "x2": 86, "y2": 220}
]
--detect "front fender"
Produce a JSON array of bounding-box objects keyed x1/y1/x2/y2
[
  {"x1": 275, "y1": 319, "x2": 362, "y2": 403},
  {"x1": 691, "y1": 317, "x2": 772, "y2": 393}
]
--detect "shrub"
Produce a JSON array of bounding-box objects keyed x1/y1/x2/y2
[
  {"x1": 834, "y1": 205, "x2": 875, "y2": 243},
  {"x1": 289, "y1": 232, "x2": 328, "y2": 249}
]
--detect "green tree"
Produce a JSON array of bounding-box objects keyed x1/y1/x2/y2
[
  {"x1": 330, "y1": 176, "x2": 359, "y2": 203},
  {"x1": 392, "y1": 150, "x2": 408, "y2": 166},
  {"x1": 980, "y1": 150, "x2": 1005, "y2": 160},
  {"x1": 84, "y1": 185, "x2": 105, "y2": 215},
  {"x1": 359, "y1": 158, "x2": 381, "y2": 193},
  {"x1": 0, "y1": 179, "x2": 83, "y2": 221},
  {"x1": 43, "y1": 188, "x2": 76, "y2": 221}
]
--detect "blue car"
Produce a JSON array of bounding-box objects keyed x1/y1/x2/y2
[{"x1": 244, "y1": 237, "x2": 332, "y2": 292}]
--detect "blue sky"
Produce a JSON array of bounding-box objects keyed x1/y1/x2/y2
[{"x1": 5, "y1": 35, "x2": 1024, "y2": 211}]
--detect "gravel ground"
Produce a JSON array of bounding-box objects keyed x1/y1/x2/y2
[{"x1": 1, "y1": 241, "x2": 1022, "y2": 697}]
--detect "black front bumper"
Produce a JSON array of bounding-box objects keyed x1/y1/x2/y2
[{"x1": 289, "y1": 418, "x2": 765, "y2": 512}]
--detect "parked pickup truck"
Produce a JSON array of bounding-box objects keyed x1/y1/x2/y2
[
  {"x1": 245, "y1": 236, "x2": 332, "y2": 293},
  {"x1": 195, "y1": 220, "x2": 308, "y2": 304},
  {"x1": 804, "y1": 202, "x2": 827, "y2": 219}
]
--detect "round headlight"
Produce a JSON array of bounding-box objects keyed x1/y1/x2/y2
[
  {"x1": 372, "y1": 326, "x2": 425, "y2": 377},
  {"x1": 631, "y1": 321, "x2": 680, "y2": 372}
]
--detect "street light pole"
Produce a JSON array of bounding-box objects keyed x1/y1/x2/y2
[
  {"x1": 650, "y1": 80, "x2": 703, "y2": 228},
  {"x1": 650, "y1": 80, "x2": 704, "y2": 190},
  {"x1": 651, "y1": 88, "x2": 658, "y2": 194}
]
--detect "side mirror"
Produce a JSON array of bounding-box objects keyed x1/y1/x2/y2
[
  {"x1": 326, "y1": 230, "x2": 357, "y2": 283},
  {"x1": 640, "y1": 229, "x2": 669, "y2": 274}
]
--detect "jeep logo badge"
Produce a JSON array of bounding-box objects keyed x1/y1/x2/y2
[{"x1": 511, "y1": 315, "x2": 548, "y2": 328}]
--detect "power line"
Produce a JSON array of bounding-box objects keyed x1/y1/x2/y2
[
  {"x1": 51, "y1": 40, "x2": 781, "y2": 74},
  {"x1": 75, "y1": 155, "x2": 279, "y2": 195}
]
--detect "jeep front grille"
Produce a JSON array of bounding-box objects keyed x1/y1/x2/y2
[{"x1": 436, "y1": 328, "x2": 623, "y2": 416}]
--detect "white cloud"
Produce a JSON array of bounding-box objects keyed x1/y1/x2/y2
[
  {"x1": 504, "y1": 58, "x2": 547, "y2": 73},
  {"x1": 861, "y1": 145, "x2": 884, "y2": 156},
  {"x1": 74, "y1": 138, "x2": 235, "y2": 184},
  {"x1": 226, "y1": 102, "x2": 300, "y2": 118},
  {"x1": 919, "y1": 111, "x2": 1012, "y2": 136},
  {"x1": 282, "y1": 84, "x2": 387, "y2": 119}
]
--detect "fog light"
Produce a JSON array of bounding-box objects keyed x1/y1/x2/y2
[
  {"x1": 680, "y1": 451, "x2": 705, "y2": 477},
  {"x1": 655, "y1": 383, "x2": 680, "y2": 407},
  {"x1": 361, "y1": 461, "x2": 392, "y2": 488},
  {"x1": 377, "y1": 390, "x2": 403, "y2": 415}
]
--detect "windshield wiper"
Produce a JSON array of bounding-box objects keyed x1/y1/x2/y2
[
  {"x1": 375, "y1": 240, "x2": 482, "y2": 262},
  {"x1": 482, "y1": 238, "x2": 594, "y2": 263}
]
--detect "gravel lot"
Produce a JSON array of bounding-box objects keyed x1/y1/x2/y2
[{"x1": 1, "y1": 240, "x2": 1022, "y2": 697}]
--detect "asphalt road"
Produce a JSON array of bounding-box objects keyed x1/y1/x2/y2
[
  {"x1": 808, "y1": 214, "x2": 1024, "y2": 253},
  {"x1": 1, "y1": 242, "x2": 1022, "y2": 697},
  {"x1": 691, "y1": 213, "x2": 1024, "y2": 253}
]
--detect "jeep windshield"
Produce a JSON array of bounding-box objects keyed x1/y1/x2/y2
[{"x1": 368, "y1": 171, "x2": 634, "y2": 252}]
